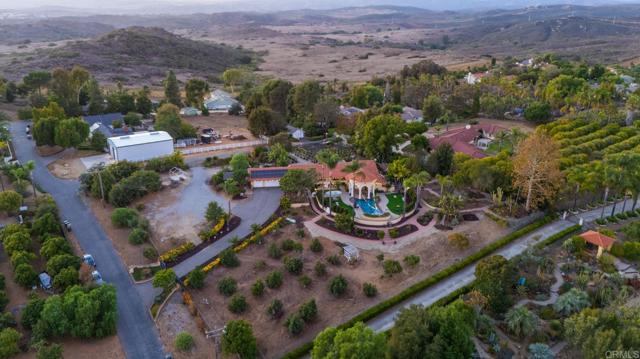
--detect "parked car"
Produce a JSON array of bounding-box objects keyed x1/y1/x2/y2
[
  {"x1": 63, "y1": 220, "x2": 71, "y2": 232},
  {"x1": 83, "y1": 254, "x2": 96, "y2": 267},
  {"x1": 92, "y1": 270, "x2": 105, "y2": 285},
  {"x1": 38, "y1": 272, "x2": 53, "y2": 291},
  {"x1": 25, "y1": 125, "x2": 30, "y2": 134}
]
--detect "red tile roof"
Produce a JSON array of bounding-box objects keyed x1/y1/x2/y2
[
  {"x1": 249, "y1": 160, "x2": 385, "y2": 184},
  {"x1": 429, "y1": 124, "x2": 507, "y2": 159},
  {"x1": 579, "y1": 230, "x2": 616, "y2": 249}
]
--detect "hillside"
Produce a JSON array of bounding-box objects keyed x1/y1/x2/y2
[
  {"x1": 0, "y1": 19, "x2": 114, "y2": 45},
  {"x1": 0, "y1": 27, "x2": 256, "y2": 84}
]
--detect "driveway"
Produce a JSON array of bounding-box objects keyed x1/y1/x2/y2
[
  {"x1": 9, "y1": 121, "x2": 164, "y2": 359},
  {"x1": 171, "y1": 187, "x2": 282, "y2": 278}
]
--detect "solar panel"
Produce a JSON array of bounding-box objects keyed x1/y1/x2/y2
[{"x1": 250, "y1": 169, "x2": 288, "y2": 179}]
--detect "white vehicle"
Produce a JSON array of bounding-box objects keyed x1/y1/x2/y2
[
  {"x1": 92, "y1": 270, "x2": 105, "y2": 285},
  {"x1": 83, "y1": 254, "x2": 96, "y2": 267}
]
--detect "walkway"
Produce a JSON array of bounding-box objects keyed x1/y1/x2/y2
[
  {"x1": 10, "y1": 121, "x2": 164, "y2": 359},
  {"x1": 516, "y1": 263, "x2": 565, "y2": 308}
]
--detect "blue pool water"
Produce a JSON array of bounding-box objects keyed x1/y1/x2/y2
[{"x1": 356, "y1": 199, "x2": 384, "y2": 216}]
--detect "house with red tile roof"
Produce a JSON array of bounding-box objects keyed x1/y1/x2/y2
[
  {"x1": 429, "y1": 124, "x2": 507, "y2": 159},
  {"x1": 248, "y1": 160, "x2": 386, "y2": 199}
]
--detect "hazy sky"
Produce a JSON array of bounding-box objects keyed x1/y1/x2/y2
[{"x1": 1, "y1": 0, "x2": 637, "y2": 12}]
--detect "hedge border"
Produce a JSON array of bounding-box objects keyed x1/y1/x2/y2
[{"x1": 281, "y1": 214, "x2": 561, "y2": 359}]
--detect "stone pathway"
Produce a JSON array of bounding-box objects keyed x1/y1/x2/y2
[{"x1": 515, "y1": 263, "x2": 565, "y2": 308}]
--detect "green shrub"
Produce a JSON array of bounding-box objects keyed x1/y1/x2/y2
[
  {"x1": 403, "y1": 255, "x2": 420, "y2": 268},
  {"x1": 383, "y1": 260, "x2": 403, "y2": 276},
  {"x1": 108, "y1": 170, "x2": 161, "y2": 207},
  {"x1": 218, "y1": 277, "x2": 237, "y2": 296},
  {"x1": 267, "y1": 299, "x2": 284, "y2": 319},
  {"x1": 111, "y1": 208, "x2": 139, "y2": 228},
  {"x1": 326, "y1": 255, "x2": 341, "y2": 266},
  {"x1": 298, "y1": 275, "x2": 312, "y2": 288},
  {"x1": 314, "y1": 262, "x2": 327, "y2": 277},
  {"x1": 282, "y1": 239, "x2": 303, "y2": 251},
  {"x1": 14, "y1": 263, "x2": 38, "y2": 287},
  {"x1": 268, "y1": 243, "x2": 283, "y2": 259},
  {"x1": 187, "y1": 267, "x2": 205, "y2": 289},
  {"x1": 377, "y1": 230, "x2": 385, "y2": 240},
  {"x1": 145, "y1": 152, "x2": 186, "y2": 173},
  {"x1": 10, "y1": 251, "x2": 35, "y2": 269},
  {"x1": 266, "y1": 270, "x2": 283, "y2": 289},
  {"x1": 143, "y1": 247, "x2": 158, "y2": 260},
  {"x1": 228, "y1": 294, "x2": 248, "y2": 314},
  {"x1": 128, "y1": 228, "x2": 149, "y2": 245},
  {"x1": 220, "y1": 249, "x2": 240, "y2": 267},
  {"x1": 448, "y1": 232, "x2": 470, "y2": 249},
  {"x1": 389, "y1": 228, "x2": 399, "y2": 238},
  {"x1": 309, "y1": 238, "x2": 323, "y2": 252},
  {"x1": 298, "y1": 299, "x2": 317, "y2": 322},
  {"x1": 251, "y1": 279, "x2": 265, "y2": 297},
  {"x1": 284, "y1": 256, "x2": 304, "y2": 275},
  {"x1": 285, "y1": 313, "x2": 304, "y2": 335},
  {"x1": 363, "y1": 282, "x2": 378, "y2": 297},
  {"x1": 175, "y1": 331, "x2": 194, "y2": 351},
  {"x1": 329, "y1": 275, "x2": 348, "y2": 297}
]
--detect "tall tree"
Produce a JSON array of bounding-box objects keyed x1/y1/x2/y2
[
  {"x1": 22, "y1": 71, "x2": 51, "y2": 95},
  {"x1": 185, "y1": 78, "x2": 209, "y2": 108},
  {"x1": 475, "y1": 255, "x2": 515, "y2": 314},
  {"x1": 316, "y1": 149, "x2": 340, "y2": 215},
  {"x1": 221, "y1": 320, "x2": 258, "y2": 359},
  {"x1": 85, "y1": 78, "x2": 104, "y2": 115},
  {"x1": 513, "y1": 132, "x2": 563, "y2": 212},
  {"x1": 154, "y1": 104, "x2": 183, "y2": 139},
  {"x1": 422, "y1": 95, "x2": 444, "y2": 123},
  {"x1": 136, "y1": 86, "x2": 152, "y2": 117},
  {"x1": 163, "y1": 71, "x2": 181, "y2": 107},
  {"x1": 290, "y1": 80, "x2": 322, "y2": 118},
  {"x1": 247, "y1": 106, "x2": 285, "y2": 136},
  {"x1": 355, "y1": 114, "x2": 405, "y2": 162},
  {"x1": 312, "y1": 322, "x2": 387, "y2": 359},
  {"x1": 54, "y1": 118, "x2": 89, "y2": 148}
]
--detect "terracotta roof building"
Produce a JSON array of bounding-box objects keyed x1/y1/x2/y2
[
  {"x1": 429, "y1": 124, "x2": 507, "y2": 159},
  {"x1": 248, "y1": 160, "x2": 386, "y2": 199},
  {"x1": 579, "y1": 230, "x2": 616, "y2": 257}
]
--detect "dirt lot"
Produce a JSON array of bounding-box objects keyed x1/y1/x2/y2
[
  {"x1": 47, "y1": 150, "x2": 102, "y2": 179},
  {"x1": 86, "y1": 196, "x2": 159, "y2": 266},
  {"x1": 182, "y1": 113, "x2": 255, "y2": 143},
  {"x1": 156, "y1": 291, "x2": 216, "y2": 359},
  {"x1": 190, "y1": 210, "x2": 508, "y2": 357}
]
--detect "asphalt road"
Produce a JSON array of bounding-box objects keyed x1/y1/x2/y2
[{"x1": 10, "y1": 121, "x2": 164, "y2": 359}]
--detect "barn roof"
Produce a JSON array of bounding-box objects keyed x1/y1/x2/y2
[
  {"x1": 579, "y1": 230, "x2": 616, "y2": 249},
  {"x1": 107, "y1": 131, "x2": 173, "y2": 148}
]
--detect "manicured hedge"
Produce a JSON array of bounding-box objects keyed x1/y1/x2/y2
[{"x1": 281, "y1": 214, "x2": 559, "y2": 359}]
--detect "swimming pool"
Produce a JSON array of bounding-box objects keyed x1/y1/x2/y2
[{"x1": 356, "y1": 198, "x2": 385, "y2": 216}]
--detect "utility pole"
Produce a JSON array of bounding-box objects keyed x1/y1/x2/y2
[
  {"x1": 97, "y1": 169, "x2": 105, "y2": 207},
  {"x1": 227, "y1": 199, "x2": 231, "y2": 231}
]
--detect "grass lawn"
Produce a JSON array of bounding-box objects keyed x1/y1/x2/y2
[
  {"x1": 385, "y1": 193, "x2": 405, "y2": 215},
  {"x1": 319, "y1": 194, "x2": 355, "y2": 217}
]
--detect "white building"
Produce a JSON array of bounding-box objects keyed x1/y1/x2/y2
[
  {"x1": 107, "y1": 131, "x2": 174, "y2": 162},
  {"x1": 287, "y1": 125, "x2": 305, "y2": 140},
  {"x1": 465, "y1": 72, "x2": 488, "y2": 85}
]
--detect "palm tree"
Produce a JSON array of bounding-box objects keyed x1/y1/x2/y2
[
  {"x1": 505, "y1": 306, "x2": 538, "y2": 338},
  {"x1": 24, "y1": 160, "x2": 37, "y2": 200},
  {"x1": 566, "y1": 166, "x2": 588, "y2": 212},
  {"x1": 495, "y1": 130, "x2": 509, "y2": 151},
  {"x1": 553, "y1": 288, "x2": 589, "y2": 316},
  {"x1": 315, "y1": 149, "x2": 340, "y2": 215},
  {"x1": 509, "y1": 127, "x2": 527, "y2": 147},
  {"x1": 402, "y1": 171, "x2": 430, "y2": 219},
  {"x1": 438, "y1": 193, "x2": 462, "y2": 225},
  {"x1": 435, "y1": 174, "x2": 452, "y2": 197}
]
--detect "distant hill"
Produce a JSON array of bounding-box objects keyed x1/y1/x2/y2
[
  {"x1": 0, "y1": 27, "x2": 256, "y2": 84},
  {"x1": 0, "y1": 19, "x2": 114, "y2": 45}
]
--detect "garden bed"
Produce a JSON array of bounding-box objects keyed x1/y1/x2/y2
[
  {"x1": 462, "y1": 213, "x2": 479, "y2": 221},
  {"x1": 132, "y1": 265, "x2": 162, "y2": 281},
  {"x1": 316, "y1": 217, "x2": 380, "y2": 240},
  {"x1": 390, "y1": 224, "x2": 418, "y2": 239},
  {"x1": 162, "y1": 215, "x2": 241, "y2": 267},
  {"x1": 417, "y1": 212, "x2": 434, "y2": 226}
]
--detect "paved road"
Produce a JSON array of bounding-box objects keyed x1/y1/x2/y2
[
  {"x1": 10, "y1": 121, "x2": 164, "y2": 359},
  {"x1": 366, "y1": 200, "x2": 631, "y2": 333}
]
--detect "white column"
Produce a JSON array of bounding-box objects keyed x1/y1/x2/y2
[{"x1": 368, "y1": 185, "x2": 372, "y2": 199}]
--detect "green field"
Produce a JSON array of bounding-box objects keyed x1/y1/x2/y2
[{"x1": 385, "y1": 193, "x2": 405, "y2": 215}]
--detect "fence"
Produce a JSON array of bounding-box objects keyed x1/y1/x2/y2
[{"x1": 176, "y1": 139, "x2": 267, "y2": 155}]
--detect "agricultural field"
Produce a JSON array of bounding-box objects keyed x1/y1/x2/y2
[{"x1": 186, "y1": 207, "x2": 508, "y2": 357}]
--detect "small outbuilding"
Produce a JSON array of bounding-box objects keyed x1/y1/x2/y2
[
  {"x1": 107, "y1": 131, "x2": 174, "y2": 162},
  {"x1": 579, "y1": 230, "x2": 616, "y2": 258}
]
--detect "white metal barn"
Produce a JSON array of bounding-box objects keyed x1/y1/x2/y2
[{"x1": 107, "y1": 131, "x2": 174, "y2": 162}]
